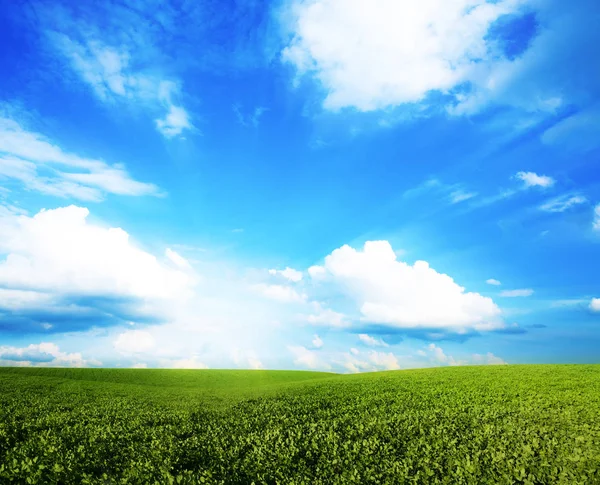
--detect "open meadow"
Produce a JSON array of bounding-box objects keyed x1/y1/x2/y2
[{"x1": 1, "y1": 365, "x2": 599, "y2": 484}]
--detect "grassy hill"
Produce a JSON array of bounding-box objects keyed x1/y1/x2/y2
[{"x1": 1, "y1": 365, "x2": 599, "y2": 484}]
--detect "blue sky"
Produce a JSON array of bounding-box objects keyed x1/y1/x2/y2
[{"x1": 0, "y1": 0, "x2": 599, "y2": 371}]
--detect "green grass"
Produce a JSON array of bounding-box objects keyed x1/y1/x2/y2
[{"x1": 1, "y1": 365, "x2": 599, "y2": 484}]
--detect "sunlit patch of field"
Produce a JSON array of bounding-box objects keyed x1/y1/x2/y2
[{"x1": 1, "y1": 365, "x2": 599, "y2": 484}]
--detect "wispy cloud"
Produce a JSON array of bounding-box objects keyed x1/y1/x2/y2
[
  {"x1": 486, "y1": 279, "x2": 502, "y2": 286},
  {"x1": 540, "y1": 194, "x2": 587, "y2": 213},
  {"x1": 44, "y1": 13, "x2": 192, "y2": 138},
  {"x1": 403, "y1": 178, "x2": 477, "y2": 205},
  {"x1": 233, "y1": 104, "x2": 267, "y2": 128},
  {"x1": 515, "y1": 171, "x2": 555, "y2": 188},
  {"x1": 358, "y1": 333, "x2": 389, "y2": 348},
  {"x1": 593, "y1": 204, "x2": 600, "y2": 231},
  {"x1": 0, "y1": 116, "x2": 160, "y2": 201},
  {"x1": 500, "y1": 289, "x2": 534, "y2": 298}
]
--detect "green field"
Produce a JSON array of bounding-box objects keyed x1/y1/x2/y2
[{"x1": 1, "y1": 365, "x2": 599, "y2": 484}]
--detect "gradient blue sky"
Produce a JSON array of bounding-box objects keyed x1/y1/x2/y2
[{"x1": 0, "y1": 0, "x2": 599, "y2": 371}]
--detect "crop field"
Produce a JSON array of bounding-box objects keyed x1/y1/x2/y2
[{"x1": 0, "y1": 365, "x2": 599, "y2": 484}]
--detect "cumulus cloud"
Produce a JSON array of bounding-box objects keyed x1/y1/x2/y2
[
  {"x1": 515, "y1": 171, "x2": 555, "y2": 188},
  {"x1": 114, "y1": 330, "x2": 156, "y2": 354},
  {"x1": 486, "y1": 279, "x2": 502, "y2": 286},
  {"x1": 308, "y1": 265, "x2": 327, "y2": 279},
  {"x1": 540, "y1": 194, "x2": 587, "y2": 213},
  {"x1": 500, "y1": 289, "x2": 534, "y2": 297},
  {"x1": 0, "y1": 342, "x2": 99, "y2": 367},
  {"x1": 315, "y1": 241, "x2": 503, "y2": 333},
  {"x1": 268, "y1": 267, "x2": 303, "y2": 282},
  {"x1": 0, "y1": 206, "x2": 193, "y2": 300},
  {"x1": 358, "y1": 333, "x2": 389, "y2": 347},
  {"x1": 590, "y1": 298, "x2": 600, "y2": 312},
  {"x1": 0, "y1": 205, "x2": 195, "y2": 332},
  {"x1": 282, "y1": 0, "x2": 527, "y2": 111},
  {"x1": 0, "y1": 117, "x2": 160, "y2": 201}
]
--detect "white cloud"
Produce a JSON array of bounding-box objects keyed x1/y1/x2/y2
[
  {"x1": 114, "y1": 330, "x2": 156, "y2": 354},
  {"x1": 471, "y1": 352, "x2": 507, "y2": 365},
  {"x1": 340, "y1": 349, "x2": 400, "y2": 372},
  {"x1": 486, "y1": 279, "x2": 502, "y2": 286},
  {"x1": 500, "y1": 289, "x2": 534, "y2": 297},
  {"x1": 0, "y1": 342, "x2": 98, "y2": 367},
  {"x1": 132, "y1": 363, "x2": 148, "y2": 369},
  {"x1": 0, "y1": 288, "x2": 54, "y2": 310},
  {"x1": 253, "y1": 284, "x2": 306, "y2": 303},
  {"x1": 593, "y1": 204, "x2": 600, "y2": 231},
  {"x1": 404, "y1": 179, "x2": 477, "y2": 206},
  {"x1": 515, "y1": 171, "x2": 555, "y2": 188},
  {"x1": 0, "y1": 117, "x2": 160, "y2": 201},
  {"x1": 170, "y1": 356, "x2": 208, "y2": 369},
  {"x1": 49, "y1": 34, "x2": 192, "y2": 138},
  {"x1": 420, "y1": 343, "x2": 507, "y2": 366},
  {"x1": 450, "y1": 190, "x2": 477, "y2": 204},
  {"x1": 358, "y1": 333, "x2": 389, "y2": 347},
  {"x1": 0, "y1": 206, "x2": 194, "y2": 301},
  {"x1": 231, "y1": 348, "x2": 265, "y2": 369},
  {"x1": 268, "y1": 267, "x2": 303, "y2": 282},
  {"x1": 165, "y1": 248, "x2": 192, "y2": 270},
  {"x1": 282, "y1": 0, "x2": 526, "y2": 111},
  {"x1": 307, "y1": 302, "x2": 348, "y2": 327},
  {"x1": 316, "y1": 241, "x2": 503, "y2": 332},
  {"x1": 308, "y1": 265, "x2": 327, "y2": 279},
  {"x1": 368, "y1": 351, "x2": 400, "y2": 370},
  {"x1": 155, "y1": 82, "x2": 192, "y2": 138},
  {"x1": 288, "y1": 345, "x2": 330, "y2": 369},
  {"x1": 312, "y1": 334, "x2": 323, "y2": 348},
  {"x1": 590, "y1": 298, "x2": 600, "y2": 312},
  {"x1": 540, "y1": 194, "x2": 587, "y2": 213}
]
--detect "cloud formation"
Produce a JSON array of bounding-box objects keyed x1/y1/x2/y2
[
  {"x1": 500, "y1": 289, "x2": 534, "y2": 297},
  {"x1": 310, "y1": 241, "x2": 503, "y2": 333},
  {"x1": 0, "y1": 205, "x2": 194, "y2": 331},
  {"x1": 515, "y1": 171, "x2": 555, "y2": 188},
  {"x1": 44, "y1": 9, "x2": 192, "y2": 138},
  {"x1": 282, "y1": 0, "x2": 528, "y2": 111},
  {"x1": 540, "y1": 194, "x2": 587, "y2": 213},
  {"x1": 0, "y1": 117, "x2": 160, "y2": 201},
  {"x1": 0, "y1": 342, "x2": 99, "y2": 367}
]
